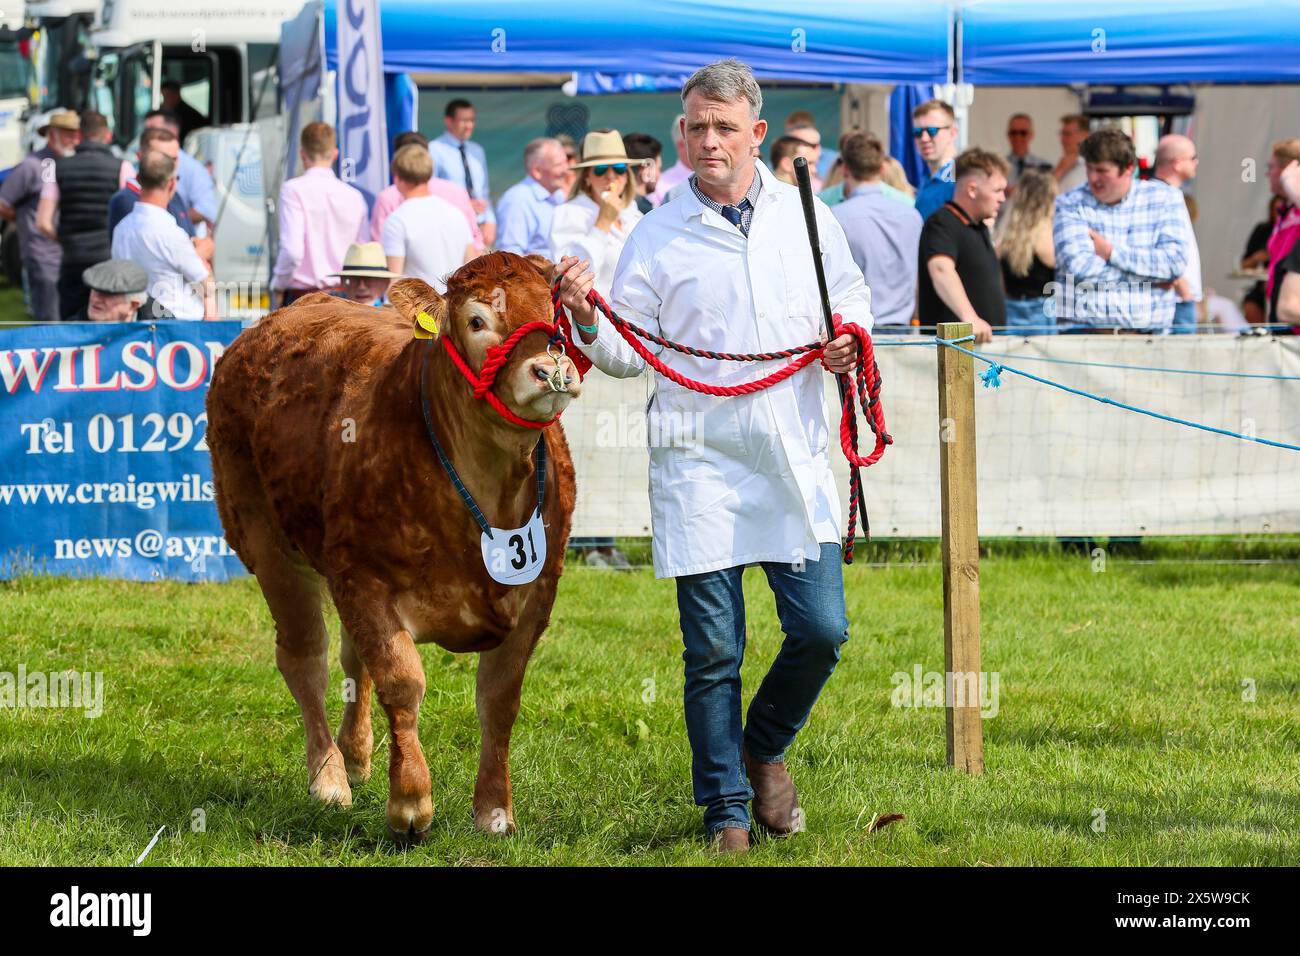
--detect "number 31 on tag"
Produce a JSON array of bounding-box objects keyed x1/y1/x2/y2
[{"x1": 481, "y1": 509, "x2": 547, "y2": 585}]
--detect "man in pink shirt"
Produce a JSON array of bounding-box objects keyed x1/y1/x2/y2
[
  {"x1": 272, "y1": 122, "x2": 369, "y2": 307},
  {"x1": 370, "y1": 131, "x2": 484, "y2": 250}
]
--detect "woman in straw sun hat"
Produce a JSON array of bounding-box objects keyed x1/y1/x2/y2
[
  {"x1": 328, "y1": 242, "x2": 403, "y2": 306},
  {"x1": 551, "y1": 129, "x2": 648, "y2": 570},
  {"x1": 550, "y1": 129, "x2": 648, "y2": 299}
]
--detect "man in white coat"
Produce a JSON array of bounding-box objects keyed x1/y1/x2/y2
[{"x1": 558, "y1": 58, "x2": 873, "y2": 853}]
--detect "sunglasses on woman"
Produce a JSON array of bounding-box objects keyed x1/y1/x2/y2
[{"x1": 592, "y1": 163, "x2": 628, "y2": 176}]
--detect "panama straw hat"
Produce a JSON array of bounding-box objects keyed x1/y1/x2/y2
[
  {"x1": 571, "y1": 129, "x2": 649, "y2": 169},
  {"x1": 38, "y1": 110, "x2": 81, "y2": 135},
  {"x1": 328, "y1": 242, "x2": 403, "y2": 280}
]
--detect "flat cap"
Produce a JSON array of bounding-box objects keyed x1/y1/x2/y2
[{"x1": 82, "y1": 260, "x2": 150, "y2": 296}]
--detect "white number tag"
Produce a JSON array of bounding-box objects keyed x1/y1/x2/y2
[{"x1": 481, "y1": 508, "x2": 547, "y2": 586}]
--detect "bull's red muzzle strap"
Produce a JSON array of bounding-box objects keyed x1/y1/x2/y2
[{"x1": 441, "y1": 318, "x2": 585, "y2": 430}]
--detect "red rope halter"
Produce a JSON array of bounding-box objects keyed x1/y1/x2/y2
[
  {"x1": 440, "y1": 318, "x2": 586, "y2": 430},
  {"x1": 550, "y1": 282, "x2": 891, "y2": 562}
]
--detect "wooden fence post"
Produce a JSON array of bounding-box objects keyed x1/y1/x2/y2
[{"x1": 937, "y1": 322, "x2": 984, "y2": 774}]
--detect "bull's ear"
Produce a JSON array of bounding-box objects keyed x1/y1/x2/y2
[
  {"x1": 389, "y1": 278, "x2": 446, "y2": 340},
  {"x1": 523, "y1": 254, "x2": 559, "y2": 286}
]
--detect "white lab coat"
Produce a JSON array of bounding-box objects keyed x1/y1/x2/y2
[
  {"x1": 572, "y1": 160, "x2": 873, "y2": 578},
  {"x1": 550, "y1": 192, "x2": 643, "y2": 299}
]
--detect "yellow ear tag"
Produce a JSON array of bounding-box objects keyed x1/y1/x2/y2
[{"x1": 413, "y1": 310, "x2": 439, "y2": 339}]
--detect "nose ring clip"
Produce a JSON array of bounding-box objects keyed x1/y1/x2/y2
[{"x1": 546, "y1": 340, "x2": 568, "y2": 393}]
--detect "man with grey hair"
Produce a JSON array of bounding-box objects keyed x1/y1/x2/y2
[
  {"x1": 496, "y1": 137, "x2": 569, "y2": 256},
  {"x1": 558, "y1": 57, "x2": 874, "y2": 854}
]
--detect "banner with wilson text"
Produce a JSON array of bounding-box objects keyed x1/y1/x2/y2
[{"x1": 0, "y1": 322, "x2": 249, "y2": 582}]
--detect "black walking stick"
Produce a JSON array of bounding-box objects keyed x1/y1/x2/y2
[{"x1": 793, "y1": 155, "x2": 871, "y2": 551}]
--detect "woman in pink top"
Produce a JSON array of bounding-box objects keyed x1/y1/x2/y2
[{"x1": 1264, "y1": 143, "x2": 1300, "y2": 314}]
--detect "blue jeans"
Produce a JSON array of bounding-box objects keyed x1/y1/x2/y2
[
  {"x1": 1171, "y1": 300, "x2": 1197, "y2": 334},
  {"x1": 1003, "y1": 296, "x2": 1056, "y2": 335},
  {"x1": 674, "y1": 541, "x2": 850, "y2": 835}
]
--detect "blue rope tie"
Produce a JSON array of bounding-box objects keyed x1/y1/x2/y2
[
  {"x1": 934, "y1": 337, "x2": 1300, "y2": 453},
  {"x1": 876, "y1": 334, "x2": 976, "y2": 347},
  {"x1": 969, "y1": 349, "x2": 1300, "y2": 382}
]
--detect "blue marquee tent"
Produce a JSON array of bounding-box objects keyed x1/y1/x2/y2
[
  {"x1": 323, "y1": 0, "x2": 1300, "y2": 88},
  {"x1": 323, "y1": 0, "x2": 954, "y2": 85},
  {"x1": 960, "y1": 0, "x2": 1300, "y2": 85}
]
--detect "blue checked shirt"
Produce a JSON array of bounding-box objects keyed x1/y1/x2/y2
[
  {"x1": 1052, "y1": 178, "x2": 1190, "y2": 330},
  {"x1": 430, "y1": 133, "x2": 495, "y2": 225},
  {"x1": 689, "y1": 171, "x2": 762, "y2": 236}
]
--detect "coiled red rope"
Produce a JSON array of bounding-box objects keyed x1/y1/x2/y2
[{"x1": 551, "y1": 282, "x2": 892, "y2": 562}]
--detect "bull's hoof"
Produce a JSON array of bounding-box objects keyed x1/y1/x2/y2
[
  {"x1": 387, "y1": 822, "x2": 432, "y2": 849},
  {"x1": 308, "y1": 757, "x2": 353, "y2": 807},
  {"x1": 474, "y1": 807, "x2": 517, "y2": 835},
  {"x1": 386, "y1": 793, "x2": 434, "y2": 842},
  {"x1": 342, "y1": 755, "x2": 372, "y2": 787}
]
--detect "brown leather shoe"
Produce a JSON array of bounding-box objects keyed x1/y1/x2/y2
[
  {"x1": 743, "y1": 746, "x2": 801, "y2": 836},
  {"x1": 712, "y1": 826, "x2": 750, "y2": 854}
]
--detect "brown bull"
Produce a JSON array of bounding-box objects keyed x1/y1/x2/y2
[{"x1": 206, "y1": 252, "x2": 581, "y2": 843}]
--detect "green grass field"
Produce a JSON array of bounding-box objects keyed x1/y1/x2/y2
[
  {"x1": 0, "y1": 282, "x2": 29, "y2": 323},
  {"x1": 1, "y1": 550, "x2": 1297, "y2": 866}
]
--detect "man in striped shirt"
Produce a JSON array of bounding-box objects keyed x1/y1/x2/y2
[{"x1": 1052, "y1": 129, "x2": 1189, "y2": 331}]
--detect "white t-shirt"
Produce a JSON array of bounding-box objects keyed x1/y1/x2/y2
[
  {"x1": 381, "y1": 194, "x2": 472, "y2": 293},
  {"x1": 110, "y1": 201, "x2": 207, "y2": 319}
]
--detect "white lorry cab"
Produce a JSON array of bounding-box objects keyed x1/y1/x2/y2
[
  {"x1": 0, "y1": 4, "x2": 34, "y2": 284},
  {"x1": 88, "y1": 0, "x2": 302, "y2": 145},
  {"x1": 0, "y1": 4, "x2": 33, "y2": 173},
  {"x1": 23, "y1": 1, "x2": 96, "y2": 130}
]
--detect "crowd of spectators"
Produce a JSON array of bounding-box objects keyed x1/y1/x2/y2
[{"x1": 2, "y1": 96, "x2": 1297, "y2": 341}]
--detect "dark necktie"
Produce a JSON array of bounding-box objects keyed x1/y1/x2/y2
[
  {"x1": 721, "y1": 203, "x2": 748, "y2": 235},
  {"x1": 459, "y1": 142, "x2": 475, "y2": 195}
]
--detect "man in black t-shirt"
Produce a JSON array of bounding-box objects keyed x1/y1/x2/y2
[{"x1": 917, "y1": 147, "x2": 1009, "y2": 343}]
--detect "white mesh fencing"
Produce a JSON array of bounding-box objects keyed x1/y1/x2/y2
[{"x1": 563, "y1": 333, "x2": 1300, "y2": 539}]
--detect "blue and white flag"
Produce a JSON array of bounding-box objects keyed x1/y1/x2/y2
[{"x1": 336, "y1": 0, "x2": 388, "y2": 211}]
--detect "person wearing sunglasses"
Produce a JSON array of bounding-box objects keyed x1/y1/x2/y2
[
  {"x1": 550, "y1": 129, "x2": 647, "y2": 300},
  {"x1": 550, "y1": 129, "x2": 649, "y2": 571},
  {"x1": 911, "y1": 99, "x2": 960, "y2": 223},
  {"x1": 1152, "y1": 134, "x2": 1203, "y2": 334},
  {"x1": 1005, "y1": 113, "x2": 1050, "y2": 190}
]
